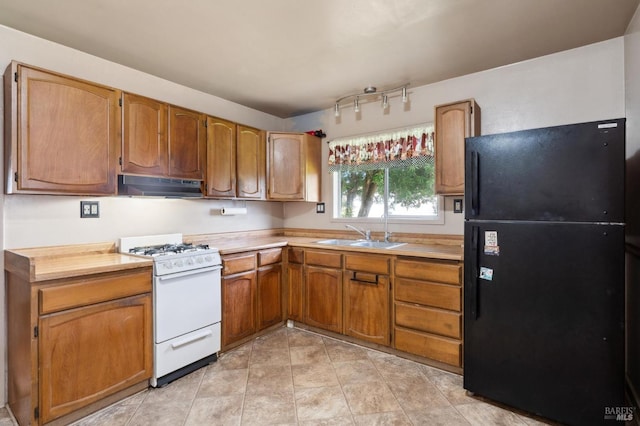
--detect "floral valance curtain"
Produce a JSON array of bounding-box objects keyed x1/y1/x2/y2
[{"x1": 327, "y1": 124, "x2": 434, "y2": 172}]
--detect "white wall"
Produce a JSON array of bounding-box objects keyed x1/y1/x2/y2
[
  {"x1": 283, "y1": 38, "x2": 626, "y2": 236},
  {"x1": 626, "y1": 7, "x2": 640, "y2": 241}
]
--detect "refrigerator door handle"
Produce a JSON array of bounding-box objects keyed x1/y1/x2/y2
[
  {"x1": 470, "y1": 151, "x2": 479, "y2": 216},
  {"x1": 469, "y1": 225, "x2": 479, "y2": 319}
]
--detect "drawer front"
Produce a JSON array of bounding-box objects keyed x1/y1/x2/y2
[
  {"x1": 394, "y1": 326, "x2": 461, "y2": 367},
  {"x1": 306, "y1": 250, "x2": 342, "y2": 269},
  {"x1": 395, "y1": 259, "x2": 461, "y2": 285},
  {"x1": 40, "y1": 269, "x2": 152, "y2": 314},
  {"x1": 395, "y1": 302, "x2": 461, "y2": 339},
  {"x1": 223, "y1": 253, "x2": 256, "y2": 275},
  {"x1": 345, "y1": 253, "x2": 389, "y2": 275},
  {"x1": 395, "y1": 277, "x2": 461, "y2": 311},
  {"x1": 287, "y1": 247, "x2": 304, "y2": 264},
  {"x1": 258, "y1": 248, "x2": 282, "y2": 267},
  {"x1": 155, "y1": 323, "x2": 221, "y2": 379}
]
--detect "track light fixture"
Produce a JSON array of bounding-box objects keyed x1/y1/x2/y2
[{"x1": 334, "y1": 83, "x2": 409, "y2": 117}]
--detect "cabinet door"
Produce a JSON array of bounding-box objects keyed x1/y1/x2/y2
[
  {"x1": 222, "y1": 271, "x2": 256, "y2": 347},
  {"x1": 257, "y1": 264, "x2": 283, "y2": 330},
  {"x1": 268, "y1": 133, "x2": 304, "y2": 200},
  {"x1": 344, "y1": 272, "x2": 390, "y2": 346},
  {"x1": 10, "y1": 65, "x2": 119, "y2": 194},
  {"x1": 122, "y1": 93, "x2": 168, "y2": 176},
  {"x1": 39, "y1": 294, "x2": 152, "y2": 424},
  {"x1": 237, "y1": 125, "x2": 265, "y2": 199},
  {"x1": 304, "y1": 265, "x2": 342, "y2": 333},
  {"x1": 435, "y1": 99, "x2": 479, "y2": 195},
  {"x1": 287, "y1": 262, "x2": 304, "y2": 322},
  {"x1": 168, "y1": 105, "x2": 206, "y2": 180},
  {"x1": 205, "y1": 116, "x2": 236, "y2": 197}
]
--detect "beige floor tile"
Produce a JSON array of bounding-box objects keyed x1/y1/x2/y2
[
  {"x1": 405, "y1": 406, "x2": 472, "y2": 425},
  {"x1": 342, "y1": 382, "x2": 402, "y2": 415},
  {"x1": 387, "y1": 378, "x2": 452, "y2": 412},
  {"x1": 333, "y1": 359, "x2": 383, "y2": 385},
  {"x1": 246, "y1": 364, "x2": 293, "y2": 395},
  {"x1": 426, "y1": 369, "x2": 480, "y2": 406},
  {"x1": 184, "y1": 395, "x2": 243, "y2": 426},
  {"x1": 71, "y1": 403, "x2": 138, "y2": 426},
  {"x1": 455, "y1": 402, "x2": 529, "y2": 426},
  {"x1": 288, "y1": 328, "x2": 326, "y2": 347},
  {"x1": 250, "y1": 346, "x2": 291, "y2": 367},
  {"x1": 353, "y1": 410, "x2": 413, "y2": 425},
  {"x1": 197, "y1": 367, "x2": 248, "y2": 397},
  {"x1": 290, "y1": 345, "x2": 331, "y2": 365},
  {"x1": 242, "y1": 388, "x2": 297, "y2": 425},
  {"x1": 295, "y1": 385, "x2": 352, "y2": 421},
  {"x1": 252, "y1": 328, "x2": 289, "y2": 350},
  {"x1": 323, "y1": 339, "x2": 369, "y2": 362},
  {"x1": 143, "y1": 369, "x2": 204, "y2": 404},
  {"x1": 127, "y1": 400, "x2": 191, "y2": 426},
  {"x1": 216, "y1": 346, "x2": 252, "y2": 370},
  {"x1": 292, "y1": 362, "x2": 340, "y2": 388},
  {"x1": 299, "y1": 416, "x2": 355, "y2": 425}
]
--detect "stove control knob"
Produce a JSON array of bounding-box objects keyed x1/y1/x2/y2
[
  {"x1": 175, "y1": 259, "x2": 184, "y2": 268},
  {"x1": 196, "y1": 256, "x2": 204, "y2": 264},
  {"x1": 204, "y1": 255, "x2": 213, "y2": 262},
  {"x1": 186, "y1": 257, "x2": 195, "y2": 265},
  {"x1": 161, "y1": 261, "x2": 172, "y2": 270}
]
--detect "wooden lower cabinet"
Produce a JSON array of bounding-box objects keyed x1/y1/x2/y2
[
  {"x1": 222, "y1": 270, "x2": 257, "y2": 347},
  {"x1": 344, "y1": 272, "x2": 390, "y2": 346},
  {"x1": 344, "y1": 253, "x2": 391, "y2": 346},
  {"x1": 304, "y1": 265, "x2": 343, "y2": 333},
  {"x1": 39, "y1": 295, "x2": 151, "y2": 423},
  {"x1": 6, "y1": 265, "x2": 152, "y2": 426},
  {"x1": 257, "y1": 263, "x2": 283, "y2": 330},
  {"x1": 393, "y1": 257, "x2": 463, "y2": 367},
  {"x1": 222, "y1": 248, "x2": 284, "y2": 349},
  {"x1": 286, "y1": 248, "x2": 304, "y2": 321}
]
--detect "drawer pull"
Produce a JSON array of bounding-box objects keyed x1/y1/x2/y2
[
  {"x1": 171, "y1": 330, "x2": 213, "y2": 349},
  {"x1": 351, "y1": 271, "x2": 378, "y2": 285}
]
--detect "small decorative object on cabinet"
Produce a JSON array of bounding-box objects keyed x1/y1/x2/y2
[
  {"x1": 267, "y1": 132, "x2": 321, "y2": 201},
  {"x1": 434, "y1": 99, "x2": 481, "y2": 195},
  {"x1": 205, "y1": 117, "x2": 265, "y2": 199},
  {"x1": 4, "y1": 61, "x2": 120, "y2": 195}
]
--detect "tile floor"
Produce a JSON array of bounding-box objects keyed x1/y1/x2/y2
[{"x1": 0, "y1": 327, "x2": 555, "y2": 426}]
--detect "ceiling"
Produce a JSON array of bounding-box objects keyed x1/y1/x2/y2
[{"x1": 0, "y1": 0, "x2": 638, "y2": 118}]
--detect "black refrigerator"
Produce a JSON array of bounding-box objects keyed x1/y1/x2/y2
[{"x1": 463, "y1": 118, "x2": 626, "y2": 426}]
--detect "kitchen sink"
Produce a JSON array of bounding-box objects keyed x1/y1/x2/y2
[
  {"x1": 315, "y1": 239, "x2": 361, "y2": 245},
  {"x1": 350, "y1": 241, "x2": 407, "y2": 249},
  {"x1": 315, "y1": 239, "x2": 406, "y2": 249}
]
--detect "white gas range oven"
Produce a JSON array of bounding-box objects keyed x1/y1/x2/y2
[{"x1": 120, "y1": 233, "x2": 221, "y2": 387}]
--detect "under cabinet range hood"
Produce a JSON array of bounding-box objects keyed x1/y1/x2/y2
[{"x1": 117, "y1": 175, "x2": 203, "y2": 198}]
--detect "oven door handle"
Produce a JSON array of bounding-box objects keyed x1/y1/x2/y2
[
  {"x1": 171, "y1": 330, "x2": 214, "y2": 349},
  {"x1": 157, "y1": 265, "x2": 222, "y2": 281}
]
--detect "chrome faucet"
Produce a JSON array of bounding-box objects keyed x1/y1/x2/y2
[{"x1": 345, "y1": 224, "x2": 371, "y2": 241}]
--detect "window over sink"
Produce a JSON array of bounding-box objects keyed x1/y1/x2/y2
[{"x1": 328, "y1": 124, "x2": 441, "y2": 222}]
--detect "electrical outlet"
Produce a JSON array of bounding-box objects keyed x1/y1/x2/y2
[
  {"x1": 453, "y1": 198, "x2": 463, "y2": 214},
  {"x1": 80, "y1": 201, "x2": 100, "y2": 218},
  {"x1": 316, "y1": 202, "x2": 325, "y2": 214}
]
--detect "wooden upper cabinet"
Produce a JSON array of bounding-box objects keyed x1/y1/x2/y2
[
  {"x1": 205, "y1": 119, "x2": 265, "y2": 199},
  {"x1": 122, "y1": 93, "x2": 168, "y2": 176},
  {"x1": 237, "y1": 125, "x2": 265, "y2": 199},
  {"x1": 168, "y1": 106, "x2": 206, "y2": 180},
  {"x1": 121, "y1": 94, "x2": 205, "y2": 180},
  {"x1": 205, "y1": 116, "x2": 237, "y2": 197},
  {"x1": 4, "y1": 62, "x2": 119, "y2": 195},
  {"x1": 434, "y1": 99, "x2": 480, "y2": 195},
  {"x1": 267, "y1": 132, "x2": 321, "y2": 201}
]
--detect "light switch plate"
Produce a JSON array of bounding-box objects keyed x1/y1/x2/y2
[
  {"x1": 80, "y1": 201, "x2": 100, "y2": 218},
  {"x1": 316, "y1": 203, "x2": 325, "y2": 214}
]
